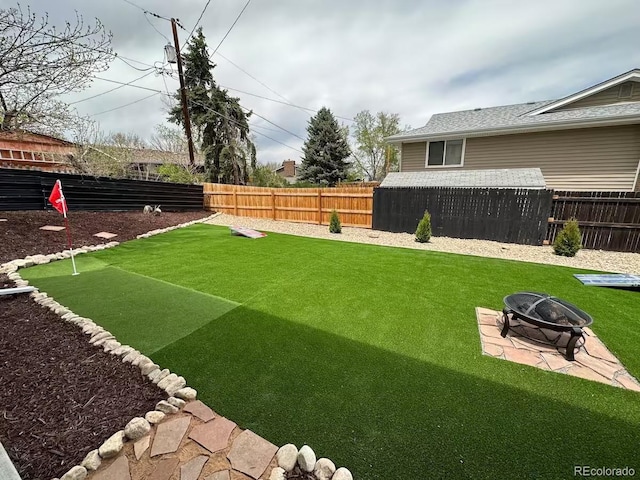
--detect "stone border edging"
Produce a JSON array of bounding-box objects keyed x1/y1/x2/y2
[{"x1": 1, "y1": 211, "x2": 353, "y2": 480}]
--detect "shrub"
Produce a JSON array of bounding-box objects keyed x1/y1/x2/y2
[
  {"x1": 329, "y1": 210, "x2": 342, "y2": 233},
  {"x1": 415, "y1": 210, "x2": 432, "y2": 243},
  {"x1": 553, "y1": 218, "x2": 582, "y2": 257}
]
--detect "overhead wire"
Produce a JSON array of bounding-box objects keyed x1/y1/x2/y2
[
  {"x1": 182, "y1": 0, "x2": 214, "y2": 48},
  {"x1": 89, "y1": 92, "x2": 161, "y2": 116},
  {"x1": 70, "y1": 71, "x2": 155, "y2": 105},
  {"x1": 209, "y1": 0, "x2": 252, "y2": 58},
  {"x1": 144, "y1": 12, "x2": 172, "y2": 43}
]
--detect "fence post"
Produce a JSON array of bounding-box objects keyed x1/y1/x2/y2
[
  {"x1": 271, "y1": 189, "x2": 276, "y2": 220},
  {"x1": 233, "y1": 186, "x2": 238, "y2": 216},
  {"x1": 317, "y1": 189, "x2": 322, "y2": 224}
]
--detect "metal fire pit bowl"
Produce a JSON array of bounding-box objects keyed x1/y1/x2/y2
[{"x1": 502, "y1": 292, "x2": 593, "y2": 361}]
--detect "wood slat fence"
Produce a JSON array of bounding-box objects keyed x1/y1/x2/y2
[
  {"x1": 372, "y1": 187, "x2": 553, "y2": 245},
  {"x1": 203, "y1": 183, "x2": 374, "y2": 227},
  {"x1": 547, "y1": 191, "x2": 640, "y2": 252}
]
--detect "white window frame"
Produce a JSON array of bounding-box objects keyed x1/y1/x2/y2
[{"x1": 425, "y1": 138, "x2": 466, "y2": 168}]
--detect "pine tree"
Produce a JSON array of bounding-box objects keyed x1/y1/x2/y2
[
  {"x1": 415, "y1": 210, "x2": 432, "y2": 243},
  {"x1": 169, "y1": 28, "x2": 254, "y2": 184},
  {"x1": 298, "y1": 107, "x2": 351, "y2": 186},
  {"x1": 553, "y1": 218, "x2": 582, "y2": 257},
  {"x1": 329, "y1": 210, "x2": 342, "y2": 233}
]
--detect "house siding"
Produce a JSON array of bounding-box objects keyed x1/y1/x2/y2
[
  {"x1": 400, "y1": 125, "x2": 640, "y2": 191},
  {"x1": 552, "y1": 82, "x2": 640, "y2": 111}
]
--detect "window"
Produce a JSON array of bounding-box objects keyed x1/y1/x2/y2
[
  {"x1": 427, "y1": 139, "x2": 465, "y2": 167},
  {"x1": 618, "y1": 83, "x2": 634, "y2": 99}
]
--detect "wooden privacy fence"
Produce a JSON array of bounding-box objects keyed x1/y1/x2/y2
[
  {"x1": 372, "y1": 187, "x2": 554, "y2": 245},
  {"x1": 203, "y1": 183, "x2": 374, "y2": 227},
  {"x1": 547, "y1": 191, "x2": 640, "y2": 252}
]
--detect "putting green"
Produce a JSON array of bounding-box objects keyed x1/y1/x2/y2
[{"x1": 21, "y1": 262, "x2": 239, "y2": 355}]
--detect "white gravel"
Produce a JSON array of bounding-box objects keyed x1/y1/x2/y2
[{"x1": 206, "y1": 213, "x2": 640, "y2": 274}]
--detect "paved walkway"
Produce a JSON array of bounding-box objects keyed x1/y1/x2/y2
[
  {"x1": 88, "y1": 401, "x2": 278, "y2": 480},
  {"x1": 476, "y1": 307, "x2": 640, "y2": 391}
]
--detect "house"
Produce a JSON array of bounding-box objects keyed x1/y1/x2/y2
[
  {"x1": 274, "y1": 160, "x2": 298, "y2": 183},
  {"x1": 0, "y1": 130, "x2": 76, "y2": 173},
  {"x1": 386, "y1": 69, "x2": 640, "y2": 191},
  {"x1": 128, "y1": 148, "x2": 205, "y2": 180}
]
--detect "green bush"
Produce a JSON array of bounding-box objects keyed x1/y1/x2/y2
[
  {"x1": 329, "y1": 210, "x2": 342, "y2": 234},
  {"x1": 553, "y1": 218, "x2": 582, "y2": 257},
  {"x1": 415, "y1": 210, "x2": 432, "y2": 243}
]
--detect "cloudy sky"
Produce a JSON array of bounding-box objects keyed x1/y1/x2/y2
[{"x1": 20, "y1": 0, "x2": 640, "y2": 164}]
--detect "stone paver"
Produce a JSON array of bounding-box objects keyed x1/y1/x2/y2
[
  {"x1": 133, "y1": 435, "x2": 150, "y2": 460},
  {"x1": 228, "y1": 430, "x2": 278, "y2": 480},
  {"x1": 189, "y1": 416, "x2": 237, "y2": 453},
  {"x1": 477, "y1": 307, "x2": 640, "y2": 391},
  {"x1": 205, "y1": 470, "x2": 230, "y2": 480},
  {"x1": 180, "y1": 455, "x2": 209, "y2": 480},
  {"x1": 150, "y1": 416, "x2": 191, "y2": 457},
  {"x1": 148, "y1": 457, "x2": 180, "y2": 480},
  {"x1": 93, "y1": 231, "x2": 118, "y2": 239},
  {"x1": 92, "y1": 455, "x2": 130, "y2": 480},
  {"x1": 39, "y1": 225, "x2": 65, "y2": 231},
  {"x1": 183, "y1": 400, "x2": 216, "y2": 422}
]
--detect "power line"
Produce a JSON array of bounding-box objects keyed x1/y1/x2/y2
[
  {"x1": 89, "y1": 92, "x2": 160, "y2": 116},
  {"x1": 93, "y1": 76, "x2": 164, "y2": 94},
  {"x1": 122, "y1": 0, "x2": 171, "y2": 20},
  {"x1": 183, "y1": 0, "x2": 214, "y2": 48},
  {"x1": 144, "y1": 12, "x2": 171, "y2": 43},
  {"x1": 210, "y1": 0, "x2": 252, "y2": 58},
  {"x1": 70, "y1": 71, "x2": 155, "y2": 105},
  {"x1": 243, "y1": 107, "x2": 304, "y2": 141}
]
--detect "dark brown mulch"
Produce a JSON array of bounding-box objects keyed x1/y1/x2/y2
[
  {"x1": 0, "y1": 210, "x2": 210, "y2": 265},
  {"x1": 0, "y1": 274, "x2": 166, "y2": 480}
]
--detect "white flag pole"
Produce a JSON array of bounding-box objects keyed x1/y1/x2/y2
[{"x1": 59, "y1": 181, "x2": 79, "y2": 276}]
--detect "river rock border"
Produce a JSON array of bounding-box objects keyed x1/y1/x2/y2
[{"x1": 1, "y1": 212, "x2": 353, "y2": 480}]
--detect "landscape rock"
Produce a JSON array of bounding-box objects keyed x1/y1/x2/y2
[
  {"x1": 314, "y1": 458, "x2": 336, "y2": 480},
  {"x1": 332, "y1": 467, "x2": 353, "y2": 480},
  {"x1": 157, "y1": 373, "x2": 178, "y2": 390},
  {"x1": 102, "y1": 340, "x2": 122, "y2": 353},
  {"x1": 60, "y1": 465, "x2": 87, "y2": 480},
  {"x1": 174, "y1": 387, "x2": 197, "y2": 400},
  {"x1": 80, "y1": 449, "x2": 101, "y2": 471},
  {"x1": 165, "y1": 376, "x2": 187, "y2": 396},
  {"x1": 98, "y1": 430, "x2": 125, "y2": 459},
  {"x1": 113, "y1": 345, "x2": 134, "y2": 356},
  {"x1": 122, "y1": 350, "x2": 141, "y2": 363},
  {"x1": 147, "y1": 368, "x2": 162, "y2": 382},
  {"x1": 276, "y1": 444, "x2": 298, "y2": 472},
  {"x1": 297, "y1": 445, "x2": 316, "y2": 472},
  {"x1": 269, "y1": 467, "x2": 286, "y2": 480},
  {"x1": 93, "y1": 335, "x2": 115, "y2": 347},
  {"x1": 131, "y1": 354, "x2": 150, "y2": 367},
  {"x1": 152, "y1": 368, "x2": 171, "y2": 384},
  {"x1": 156, "y1": 400, "x2": 179, "y2": 414},
  {"x1": 167, "y1": 396, "x2": 186, "y2": 409},
  {"x1": 145, "y1": 410, "x2": 166, "y2": 424},
  {"x1": 124, "y1": 417, "x2": 151, "y2": 440},
  {"x1": 140, "y1": 362, "x2": 160, "y2": 375}
]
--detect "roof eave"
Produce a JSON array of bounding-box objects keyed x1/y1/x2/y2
[{"x1": 385, "y1": 115, "x2": 640, "y2": 143}]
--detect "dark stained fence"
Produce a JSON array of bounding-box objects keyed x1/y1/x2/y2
[
  {"x1": 373, "y1": 187, "x2": 554, "y2": 245},
  {"x1": 547, "y1": 191, "x2": 640, "y2": 252},
  {"x1": 0, "y1": 168, "x2": 203, "y2": 211}
]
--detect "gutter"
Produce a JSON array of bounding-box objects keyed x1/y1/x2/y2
[{"x1": 385, "y1": 115, "x2": 640, "y2": 144}]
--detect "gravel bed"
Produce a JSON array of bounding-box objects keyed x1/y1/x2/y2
[{"x1": 207, "y1": 214, "x2": 640, "y2": 274}]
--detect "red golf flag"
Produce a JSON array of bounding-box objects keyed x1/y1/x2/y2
[{"x1": 48, "y1": 180, "x2": 67, "y2": 215}]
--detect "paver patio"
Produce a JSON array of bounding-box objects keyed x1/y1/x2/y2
[{"x1": 476, "y1": 307, "x2": 640, "y2": 391}]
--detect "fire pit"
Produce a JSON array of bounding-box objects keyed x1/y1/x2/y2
[{"x1": 501, "y1": 292, "x2": 593, "y2": 361}]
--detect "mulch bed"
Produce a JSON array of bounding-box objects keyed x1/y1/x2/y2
[
  {"x1": 0, "y1": 210, "x2": 210, "y2": 265},
  {"x1": 0, "y1": 210, "x2": 211, "y2": 479}
]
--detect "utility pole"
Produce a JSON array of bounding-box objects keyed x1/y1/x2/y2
[{"x1": 171, "y1": 18, "x2": 196, "y2": 167}]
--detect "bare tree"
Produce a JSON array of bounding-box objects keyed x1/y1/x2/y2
[{"x1": 0, "y1": 4, "x2": 113, "y2": 135}]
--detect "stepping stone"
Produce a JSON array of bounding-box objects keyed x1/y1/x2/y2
[
  {"x1": 574, "y1": 351, "x2": 622, "y2": 380},
  {"x1": 568, "y1": 365, "x2": 610, "y2": 384},
  {"x1": 227, "y1": 430, "x2": 278, "y2": 479},
  {"x1": 503, "y1": 346, "x2": 541, "y2": 367},
  {"x1": 0, "y1": 219, "x2": 7, "y2": 222},
  {"x1": 183, "y1": 400, "x2": 216, "y2": 422},
  {"x1": 39, "y1": 225, "x2": 65, "y2": 231},
  {"x1": 205, "y1": 470, "x2": 230, "y2": 480},
  {"x1": 189, "y1": 417, "x2": 236, "y2": 453},
  {"x1": 150, "y1": 416, "x2": 191, "y2": 457},
  {"x1": 93, "y1": 231, "x2": 118, "y2": 239},
  {"x1": 479, "y1": 325, "x2": 503, "y2": 339},
  {"x1": 180, "y1": 455, "x2": 209, "y2": 480},
  {"x1": 540, "y1": 352, "x2": 572, "y2": 371},
  {"x1": 616, "y1": 374, "x2": 640, "y2": 392},
  {"x1": 148, "y1": 457, "x2": 180, "y2": 480},
  {"x1": 92, "y1": 455, "x2": 130, "y2": 480},
  {"x1": 134, "y1": 435, "x2": 150, "y2": 460},
  {"x1": 482, "y1": 343, "x2": 503, "y2": 357}
]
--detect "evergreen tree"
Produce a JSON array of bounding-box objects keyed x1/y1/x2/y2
[
  {"x1": 169, "y1": 28, "x2": 254, "y2": 184},
  {"x1": 298, "y1": 107, "x2": 351, "y2": 186}
]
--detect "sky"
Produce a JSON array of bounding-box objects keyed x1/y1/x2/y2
[{"x1": 15, "y1": 0, "x2": 640, "y2": 165}]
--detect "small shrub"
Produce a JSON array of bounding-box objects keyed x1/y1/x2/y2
[
  {"x1": 329, "y1": 210, "x2": 342, "y2": 233},
  {"x1": 553, "y1": 218, "x2": 582, "y2": 257},
  {"x1": 415, "y1": 210, "x2": 432, "y2": 243}
]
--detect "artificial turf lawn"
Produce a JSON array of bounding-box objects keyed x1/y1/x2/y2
[{"x1": 21, "y1": 225, "x2": 640, "y2": 479}]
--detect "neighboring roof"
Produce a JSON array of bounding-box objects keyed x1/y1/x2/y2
[
  {"x1": 379, "y1": 168, "x2": 546, "y2": 189},
  {"x1": 388, "y1": 69, "x2": 640, "y2": 143},
  {"x1": 0, "y1": 129, "x2": 75, "y2": 147},
  {"x1": 130, "y1": 148, "x2": 205, "y2": 166}
]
